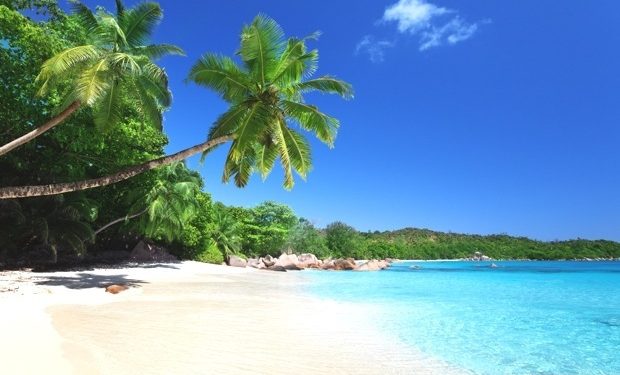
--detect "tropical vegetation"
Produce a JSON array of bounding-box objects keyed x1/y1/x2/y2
[{"x1": 1, "y1": 1, "x2": 618, "y2": 268}]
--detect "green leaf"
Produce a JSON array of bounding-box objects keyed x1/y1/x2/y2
[
  {"x1": 294, "y1": 76, "x2": 354, "y2": 99},
  {"x1": 121, "y1": 2, "x2": 162, "y2": 46},
  {"x1": 239, "y1": 14, "x2": 285, "y2": 84},
  {"x1": 281, "y1": 100, "x2": 339, "y2": 147},
  {"x1": 188, "y1": 53, "x2": 252, "y2": 103}
]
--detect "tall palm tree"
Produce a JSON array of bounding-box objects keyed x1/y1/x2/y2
[
  {"x1": 0, "y1": 14, "x2": 352, "y2": 199},
  {"x1": 189, "y1": 15, "x2": 353, "y2": 189},
  {"x1": 95, "y1": 162, "x2": 202, "y2": 242},
  {"x1": 0, "y1": 0, "x2": 183, "y2": 157}
]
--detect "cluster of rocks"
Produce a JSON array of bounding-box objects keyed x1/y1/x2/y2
[
  {"x1": 465, "y1": 251, "x2": 494, "y2": 261},
  {"x1": 226, "y1": 253, "x2": 393, "y2": 272}
]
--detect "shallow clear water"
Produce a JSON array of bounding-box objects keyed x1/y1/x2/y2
[{"x1": 305, "y1": 261, "x2": 620, "y2": 374}]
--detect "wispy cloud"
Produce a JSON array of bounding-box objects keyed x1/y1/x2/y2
[
  {"x1": 355, "y1": 35, "x2": 395, "y2": 63},
  {"x1": 382, "y1": 0, "x2": 481, "y2": 51},
  {"x1": 356, "y1": 0, "x2": 484, "y2": 61}
]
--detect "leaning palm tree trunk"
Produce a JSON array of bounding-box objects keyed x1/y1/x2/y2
[
  {"x1": 94, "y1": 207, "x2": 149, "y2": 235},
  {"x1": 0, "y1": 101, "x2": 81, "y2": 157},
  {"x1": 0, "y1": 135, "x2": 232, "y2": 199}
]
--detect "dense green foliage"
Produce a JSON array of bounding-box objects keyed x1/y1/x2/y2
[{"x1": 1, "y1": 1, "x2": 618, "y2": 267}]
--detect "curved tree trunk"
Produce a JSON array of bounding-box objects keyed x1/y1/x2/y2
[
  {"x1": 0, "y1": 135, "x2": 232, "y2": 199},
  {"x1": 0, "y1": 100, "x2": 81, "y2": 157},
  {"x1": 94, "y1": 207, "x2": 149, "y2": 236}
]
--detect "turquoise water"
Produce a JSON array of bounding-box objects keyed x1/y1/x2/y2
[{"x1": 305, "y1": 261, "x2": 620, "y2": 374}]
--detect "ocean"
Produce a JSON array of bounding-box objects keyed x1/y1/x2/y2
[{"x1": 305, "y1": 261, "x2": 620, "y2": 374}]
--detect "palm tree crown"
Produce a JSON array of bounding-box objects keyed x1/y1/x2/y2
[
  {"x1": 36, "y1": 0, "x2": 184, "y2": 130},
  {"x1": 189, "y1": 15, "x2": 353, "y2": 189}
]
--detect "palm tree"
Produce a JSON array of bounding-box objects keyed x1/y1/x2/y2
[
  {"x1": 0, "y1": 14, "x2": 352, "y2": 199},
  {"x1": 189, "y1": 15, "x2": 353, "y2": 189},
  {"x1": 94, "y1": 162, "x2": 202, "y2": 242},
  {"x1": 210, "y1": 204, "x2": 242, "y2": 257},
  {"x1": 0, "y1": 194, "x2": 97, "y2": 264},
  {"x1": 0, "y1": 0, "x2": 183, "y2": 157}
]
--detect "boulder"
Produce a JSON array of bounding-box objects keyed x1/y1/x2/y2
[
  {"x1": 266, "y1": 265, "x2": 287, "y2": 272},
  {"x1": 226, "y1": 255, "x2": 247, "y2": 268},
  {"x1": 247, "y1": 258, "x2": 263, "y2": 269},
  {"x1": 321, "y1": 259, "x2": 336, "y2": 270},
  {"x1": 298, "y1": 253, "x2": 319, "y2": 268},
  {"x1": 276, "y1": 253, "x2": 301, "y2": 270},
  {"x1": 130, "y1": 241, "x2": 178, "y2": 263},
  {"x1": 355, "y1": 259, "x2": 383, "y2": 271},
  {"x1": 262, "y1": 255, "x2": 275, "y2": 267},
  {"x1": 333, "y1": 258, "x2": 356, "y2": 271}
]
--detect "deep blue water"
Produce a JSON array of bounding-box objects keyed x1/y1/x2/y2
[{"x1": 305, "y1": 261, "x2": 620, "y2": 375}]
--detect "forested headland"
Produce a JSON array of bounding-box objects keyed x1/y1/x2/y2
[{"x1": 1, "y1": 1, "x2": 618, "y2": 268}]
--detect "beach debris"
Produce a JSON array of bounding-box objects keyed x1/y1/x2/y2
[{"x1": 105, "y1": 284, "x2": 129, "y2": 294}]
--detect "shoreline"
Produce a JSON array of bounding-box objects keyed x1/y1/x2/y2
[{"x1": 1, "y1": 261, "x2": 466, "y2": 375}]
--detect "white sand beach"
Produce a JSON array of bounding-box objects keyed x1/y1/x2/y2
[{"x1": 1, "y1": 262, "x2": 465, "y2": 374}]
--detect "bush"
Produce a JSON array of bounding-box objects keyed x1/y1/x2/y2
[{"x1": 195, "y1": 240, "x2": 224, "y2": 264}]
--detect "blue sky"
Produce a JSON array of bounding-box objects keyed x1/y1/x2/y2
[{"x1": 78, "y1": 0, "x2": 620, "y2": 240}]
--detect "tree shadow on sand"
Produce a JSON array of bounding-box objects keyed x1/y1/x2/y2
[{"x1": 34, "y1": 273, "x2": 147, "y2": 289}]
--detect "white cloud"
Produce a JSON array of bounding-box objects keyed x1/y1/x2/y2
[
  {"x1": 382, "y1": 0, "x2": 481, "y2": 51},
  {"x1": 419, "y1": 17, "x2": 479, "y2": 51},
  {"x1": 355, "y1": 35, "x2": 395, "y2": 63},
  {"x1": 383, "y1": 0, "x2": 451, "y2": 33}
]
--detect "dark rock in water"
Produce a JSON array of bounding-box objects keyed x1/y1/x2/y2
[{"x1": 266, "y1": 265, "x2": 287, "y2": 272}]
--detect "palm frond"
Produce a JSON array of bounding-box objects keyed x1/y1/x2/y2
[
  {"x1": 107, "y1": 52, "x2": 141, "y2": 76},
  {"x1": 36, "y1": 45, "x2": 100, "y2": 95},
  {"x1": 136, "y1": 73, "x2": 171, "y2": 107},
  {"x1": 115, "y1": 0, "x2": 125, "y2": 20},
  {"x1": 74, "y1": 58, "x2": 111, "y2": 105},
  {"x1": 229, "y1": 101, "x2": 270, "y2": 161},
  {"x1": 281, "y1": 100, "x2": 339, "y2": 147},
  {"x1": 98, "y1": 13, "x2": 128, "y2": 47},
  {"x1": 188, "y1": 53, "x2": 252, "y2": 103},
  {"x1": 272, "y1": 37, "x2": 318, "y2": 85},
  {"x1": 207, "y1": 104, "x2": 249, "y2": 140},
  {"x1": 281, "y1": 124, "x2": 312, "y2": 178},
  {"x1": 255, "y1": 140, "x2": 278, "y2": 179},
  {"x1": 131, "y1": 77, "x2": 163, "y2": 129},
  {"x1": 222, "y1": 144, "x2": 256, "y2": 187},
  {"x1": 294, "y1": 76, "x2": 354, "y2": 99},
  {"x1": 121, "y1": 2, "x2": 162, "y2": 46},
  {"x1": 93, "y1": 80, "x2": 121, "y2": 130},
  {"x1": 133, "y1": 43, "x2": 185, "y2": 59},
  {"x1": 70, "y1": 1, "x2": 99, "y2": 34},
  {"x1": 239, "y1": 14, "x2": 285, "y2": 84}
]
